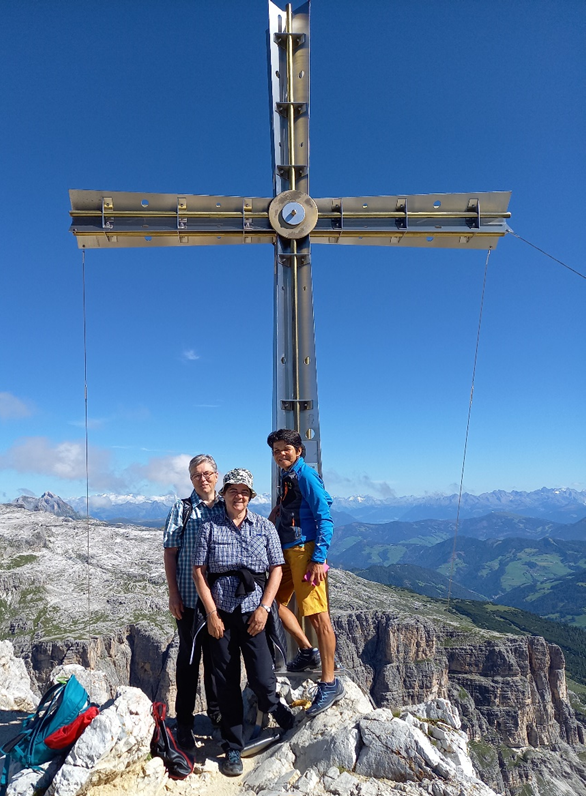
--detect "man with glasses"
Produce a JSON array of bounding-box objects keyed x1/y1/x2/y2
[{"x1": 163, "y1": 454, "x2": 224, "y2": 749}]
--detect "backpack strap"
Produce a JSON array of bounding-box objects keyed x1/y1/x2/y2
[
  {"x1": 180, "y1": 498, "x2": 192, "y2": 532},
  {"x1": 0, "y1": 728, "x2": 31, "y2": 756},
  {"x1": 152, "y1": 701, "x2": 167, "y2": 724},
  {"x1": 0, "y1": 754, "x2": 11, "y2": 796}
]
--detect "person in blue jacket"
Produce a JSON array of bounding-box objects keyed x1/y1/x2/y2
[{"x1": 267, "y1": 428, "x2": 344, "y2": 717}]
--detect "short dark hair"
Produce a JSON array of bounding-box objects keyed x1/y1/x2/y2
[{"x1": 267, "y1": 429, "x2": 306, "y2": 457}]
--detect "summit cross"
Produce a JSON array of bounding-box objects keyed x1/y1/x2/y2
[{"x1": 69, "y1": 1, "x2": 511, "y2": 491}]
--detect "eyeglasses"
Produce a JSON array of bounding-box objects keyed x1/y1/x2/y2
[
  {"x1": 191, "y1": 471, "x2": 217, "y2": 481},
  {"x1": 224, "y1": 486, "x2": 251, "y2": 497}
]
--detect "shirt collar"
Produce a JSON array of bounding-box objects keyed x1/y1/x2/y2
[
  {"x1": 284, "y1": 456, "x2": 304, "y2": 475},
  {"x1": 191, "y1": 489, "x2": 221, "y2": 508},
  {"x1": 222, "y1": 506, "x2": 253, "y2": 525}
]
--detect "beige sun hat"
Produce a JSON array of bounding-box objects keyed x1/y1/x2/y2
[{"x1": 219, "y1": 468, "x2": 257, "y2": 499}]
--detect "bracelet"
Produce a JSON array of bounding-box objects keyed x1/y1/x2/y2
[
  {"x1": 260, "y1": 603, "x2": 271, "y2": 613},
  {"x1": 206, "y1": 609, "x2": 217, "y2": 618}
]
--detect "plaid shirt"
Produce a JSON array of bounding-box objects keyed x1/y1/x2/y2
[
  {"x1": 193, "y1": 508, "x2": 284, "y2": 613},
  {"x1": 163, "y1": 490, "x2": 224, "y2": 609}
]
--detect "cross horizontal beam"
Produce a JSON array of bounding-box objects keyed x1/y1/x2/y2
[{"x1": 69, "y1": 189, "x2": 511, "y2": 250}]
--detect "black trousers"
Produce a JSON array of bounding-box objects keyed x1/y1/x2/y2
[
  {"x1": 210, "y1": 607, "x2": 279, "y2": 751},
  {"x1": 175, "y1": 606, "x2": 219, "y2": 727}
]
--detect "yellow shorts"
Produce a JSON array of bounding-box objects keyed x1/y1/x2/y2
[{"x1": 276, "y1": 541, "x2": 329, "y2": 617}]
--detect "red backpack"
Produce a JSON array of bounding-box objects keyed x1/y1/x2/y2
[{"x1": 151, "y1": 702, "x2": 194, "y2": 780}]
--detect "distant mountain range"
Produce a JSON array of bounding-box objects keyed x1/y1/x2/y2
[
  {"x1": 10, "y1": 491, "x2": 80, "y2": 519},
  {"x1": 7, "y1": 486, "x2": 586, "y2": 629},
  {"x1": 56, "y1": 486, "x2": 586, "y2": 525},
  {"x1": 330, "y1": 515, "x2": 586, "y2": 626},
  {"x1": 332, "y1": 487, "x2": 586, "y2": 524},
  {"x1": 61, "y1": 491, "x2": 271, "y2": 524},
  {"x1": 329, "y1": 512, "x2": 586, "y2": 570}
]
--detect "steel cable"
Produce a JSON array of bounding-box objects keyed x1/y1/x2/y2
[
  {"x1": 447, "y1": 248, "x2": 491, "y2": 608},
  {"x1": 81, "y1": 248, "x2": 93, "y2": 690},
  {"x1": 507, "y1": 229, "x2": 585, "y2": 281}
]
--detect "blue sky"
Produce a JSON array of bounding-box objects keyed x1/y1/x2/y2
[{"x1": 1, "y1": 0, "x2": 584, "y2": 501}]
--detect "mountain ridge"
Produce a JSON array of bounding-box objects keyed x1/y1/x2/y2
[{"x1": 51, "y1": 485, "x2": 586, "y2": 524}]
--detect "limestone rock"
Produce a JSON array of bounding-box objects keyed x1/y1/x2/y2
[
  {"x1": 356, "y1": 710, "x2": 452, "y2": 781},
  {"x1": 0, "y1": 640, "x2": 38, "y2": 712},
  {"x1": 242, "y1": 681, "x2": 500, "y2": 796},
  {"x1": 6, "y1": 761, "x2": 63, "y2": 796},
  {"x1": 50, "y1": 663, "x2": 111, "y2": 706},
  {"x1": 46, "y1": 686, "x2": 155, "y2": 795},
  {"x1": 400, "y1": 697, "x2": 461, "y2": 730}
]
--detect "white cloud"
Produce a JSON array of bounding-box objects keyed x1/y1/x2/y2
[
  {"x1": 182, "y1": 349, "x2": 200, "y2": 362},
  {"x1": 0, "y1": 392, "x2": 34, "y2": 420},
  {"x1": 128, "y1": 454, "x2": 193, "y2": 495},
  {"x1": 0, "y1": 438, "x2": 207, "y2": 496},
  {"x1": 0, "y1": 436, "x2": 127, "y2": 491}
]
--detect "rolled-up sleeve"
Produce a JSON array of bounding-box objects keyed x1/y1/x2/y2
[{"x1": 163, "y1": 499, "x2": 184, "y2": 549}]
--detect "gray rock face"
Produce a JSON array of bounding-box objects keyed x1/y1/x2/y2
[
  {"x1": 0, "y1": 641, "x2": 38, "y2": 712},
  {"x1": 48, "y1": 685, "x2": 155, "y2": 796},
  {"x1": 329, "y1": 596, "x2": 586, "y2": 795},
  {"x1": 243, "y1": 677, "x2": 500, "y2": 796},
  {"x1": 10, "y1": 493, "x2": 79, "y2": 519},
  {"x1": 3, "y1": 665, "x2": 500, "y2": 796},
  {"x1": 2, "y1": 506, "x2": 586, "y2": 796}
]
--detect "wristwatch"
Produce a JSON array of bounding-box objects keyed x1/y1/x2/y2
[{"x1": 260, "y1": 603, "x2": 271, "y2": 613}]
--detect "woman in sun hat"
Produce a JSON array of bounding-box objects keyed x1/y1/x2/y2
[{"x1": 192, "y1": 468, "x2": 294, "y2": 777}]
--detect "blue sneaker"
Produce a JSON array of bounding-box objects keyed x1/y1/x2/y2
[
  {"x1": 306, "y1": 678, "x2": 345, "y2": 718},
  {"x1": 287, "y1": 647, "x2": 321, "y2": 672},
  {"x1": 221, "y1": 749, "x2": 243, "y2": 776}
]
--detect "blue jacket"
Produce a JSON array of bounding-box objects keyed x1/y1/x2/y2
[{"x1": 276, "y1": 457, "x2": 334, "y2": 564}]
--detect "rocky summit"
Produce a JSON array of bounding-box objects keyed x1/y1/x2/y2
[
  {"x1": 10, "y1": 493, "x2": 79, "y2": 520},
  {"x1": 1, "y1": 649, "x2": 500, "y2": 796},
  {"x1": 2, "y1": 503, "x2": 586, "y2": 795}
]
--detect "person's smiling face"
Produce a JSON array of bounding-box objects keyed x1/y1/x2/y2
[
  {"x1": 271, "y1": 441, "x2": 303, "y2": 471},
  {"x1": 224, "y1": 484, "x2": 252, "y2": 517}
]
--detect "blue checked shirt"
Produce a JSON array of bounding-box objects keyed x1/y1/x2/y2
[
  {"x1": 163, "y1": 490, "x2": 225, "y2": 609},
  {"x1": 193, "y1": 508, "x2": 284, "y2": 613}
]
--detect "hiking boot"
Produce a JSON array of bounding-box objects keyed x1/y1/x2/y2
[
  {"x1": 176, "y1": 723, "x2": 195, "y2": 751},
  {"x1": 306, "y1": 678, "x2": 345, "y2": 718},
  {"x1": 271, "y1": 701, "x2": 295, "y2": 732},
  {"x1": 286, "y1": 647, "x2": 321, "y2": 672},
  {"x1": 221, "y1": 749, "x2": 243, "y2": 776}
]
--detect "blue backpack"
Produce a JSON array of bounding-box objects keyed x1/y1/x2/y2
[{"x1": 0, "y1": 675, "x2": 90, "y2": 795}]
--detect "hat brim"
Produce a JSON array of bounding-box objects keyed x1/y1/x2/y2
[{"x1": 220, "y1": 482, "x2": 257, "y2": 500}]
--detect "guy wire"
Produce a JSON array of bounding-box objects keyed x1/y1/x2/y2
[
  {"x1": 82, "y1": 248, "x2": 92, "y2": 673},
  {"x1": 507, "y1": 229, "x2": 586, "y2": 281},
  {"x1": 447, "y1": 248, "x2": 491, "y2": 609}
]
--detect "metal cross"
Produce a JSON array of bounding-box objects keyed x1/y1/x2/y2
[{"x1": 69, "y1": 1, "x2": 511, "y2": 493}]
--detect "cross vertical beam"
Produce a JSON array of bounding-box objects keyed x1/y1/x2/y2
[{"x1": 268, "y1": 2, "x2": 321, "y2": 476}]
